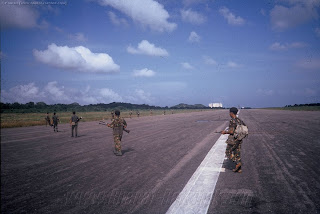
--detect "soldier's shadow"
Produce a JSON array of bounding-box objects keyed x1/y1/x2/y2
[{"x1": 122, "y1": 148, "x2": 134, "y2": 155}]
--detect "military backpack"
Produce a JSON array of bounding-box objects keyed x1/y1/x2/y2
[{"x1": 234, "y1": 118, "x2": 249, "y2": 140}]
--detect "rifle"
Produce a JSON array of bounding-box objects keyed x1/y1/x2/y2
[{"x1": 99, "y1": 121, "x2": 130, "y2": 133}]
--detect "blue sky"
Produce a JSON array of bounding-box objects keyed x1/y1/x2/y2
[{"x1": 1, "y1": 0, "x2": 320, "y2": 108}]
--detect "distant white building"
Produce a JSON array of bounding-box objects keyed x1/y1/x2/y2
[{"x1": 209, "y1": 103, "x2": 223, "y2": 108}]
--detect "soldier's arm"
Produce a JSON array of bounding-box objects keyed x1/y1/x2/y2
[
  {"x1": 226, "y1": 127, "x2": 235, "y2": 134},
  {"x1": 123, "y1": 119, "x2": 127, "y2": 128},
  {"x1": 107, "y1": 119, "x2": 115, "y2": 128},
  {"x1": 221, "y1": 120, "x2": 236, "y2": 134}
]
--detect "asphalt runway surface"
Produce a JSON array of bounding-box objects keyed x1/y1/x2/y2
[{"x1": 1, "y1": 109, "x2": 320, "y2": 214}]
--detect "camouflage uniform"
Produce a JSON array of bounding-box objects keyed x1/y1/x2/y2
[
  {"x1": 52, "y1": 114, "x2": 59, "y2": 132},
  {"x1": 46, "y1": 114, "x2": 51, "y2": 127},
  {"x1": 225, "y1": 117, "x2": 244, "y2": 164},
  {"x1": 108, "y1": 116, "x2": 127, "y2": 155},
  {"x1": 71, "y1": 114, "x2": 79, "y2": 137}
]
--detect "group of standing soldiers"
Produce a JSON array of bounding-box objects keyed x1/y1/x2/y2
[
  {"x1": 45, "y1": 112, "x2": 60, "y2": 132},
  {"x1": 45, "y1": 110, "x2": 126, "y2": 156},
  {"x1": 44, "y1": 108, "x2": 246, "y2": 171},
  {"x1": 45, "y1": 111, "x2": 81, "y2": 136}
]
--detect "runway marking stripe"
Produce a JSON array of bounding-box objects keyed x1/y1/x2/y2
[{"x1": 166, "y1": 129, "x2": 228, "y2": 214}]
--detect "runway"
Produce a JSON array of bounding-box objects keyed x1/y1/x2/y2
[{"x1": 1, "y1": 109, "x2": 320, "y2": 214}]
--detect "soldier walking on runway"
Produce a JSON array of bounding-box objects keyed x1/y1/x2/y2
[
  {"x1": 45, "y1": 112, "x2": 52, "y2": 127},
  {"x1": 107, "y1": 110, "x2": 127, "y2": 156},
  {"x1": 221, "y1": 107, "x2": 246, "y2": 173},
  {"x1": 70, "y1": 111, "x2": 81, "y2": 137},
  {"x1": 52, "y1": 112, "x2": 59, "y2": 132}
]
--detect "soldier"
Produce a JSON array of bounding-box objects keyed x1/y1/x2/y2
[
  {"x1": 137, "y1": 111, "x2": 140, "y2": 118},
  {"x1": 107, "y1": 110, "x2": 127, "y2": 156},
  {"x1": 45, "y1": 112, "x2": 52, "y2": 127},
  {"x1": 52, "y1": 112, "x2": 59, "y2": 132},
  {"x1": 221, "y1": 107, "x2": 245, "y2": 173},
  {"x1": 70, "y1": 111, "x2": 80, "y2": 137},
  {"x1": 111, "y1": 110, "x2": 115, "y2": 119},
  {"x1": 129, "y1": 111, "x2": 132, "y2": 118}
]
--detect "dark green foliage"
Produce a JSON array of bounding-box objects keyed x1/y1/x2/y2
[
  {"x1": 1, "y1": 101, "x2": 194, "y2": 113},
  {"x1": 285, "y1": 103, "x2": 320, "y2": 107},
  {"x1": 171, "y1": 103, "x2": 212, "y2": 109}
]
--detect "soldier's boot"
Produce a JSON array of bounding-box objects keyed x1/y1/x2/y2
[
  {"x1": 233, "y1": 163, "x2": 242, "y2": 173},
  {"x1": 116, "y1": 150, "x2": 123, "y2": 156}
]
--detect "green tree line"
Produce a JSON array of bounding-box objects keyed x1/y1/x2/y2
[{"x1": 0, "y1": 102, "x2": 212, "y2": 113}]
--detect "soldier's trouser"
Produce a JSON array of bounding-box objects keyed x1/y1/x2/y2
[
  {"x1": 53, "y1": 123, "x2": 58, "y2": 131},
  {"x1": 226, "y1": 141, "x2": 242, "y2": 164},
  {"x1": 72, "y1": 125, "x2": 78, "y2": 137},
  {"x1": 113, "y1": 134, "x2": 122, "y2": 152}
]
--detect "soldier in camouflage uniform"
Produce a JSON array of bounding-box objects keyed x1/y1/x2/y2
[
  {"x1": 107, "y1": 110, "x2": 127, "y2": 156},
  {"x1": 70, "y1": 111, "x2": 80, "y2": 137},
  {"x1": 52, "y1": 112, "x2": 59, "y2": 132},
  {"x1": 45, "y1": 112, "x2": 52, "y2": 127},
  {"x1": 221, "y1": 107, "x2": 245, "y2": 173}
]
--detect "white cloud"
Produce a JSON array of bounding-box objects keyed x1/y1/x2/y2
[
  {"x1": 134, "y1": 89, "x2": 154, "y2": 103},
  {"x1": 227, "y1": 61, "x2": 242, "y2": 68},
  {"x1": 1, "y1": 82, "x2": 158, "y2": 105},
  {"x1": 181, "y1": 62, "x2": 194, "y2": 70},
  {"x1": 99, "y1": 88, "x2": 123, "y2": 102},
  {"x1": 269, "y1": 42, "x2": 307, "y2": 51},
  {"x1": 188, "y1": 31, "x2": 200, "y2": 43},
  {"x1": 203, "y1": 56, "x2": 217, "y2": 65},
  {"x1": 97, "y1": 0, "x2": 177, "y2": 32},
  {"x1": 108, "y1": 11, "x2": 128, "y2": 26},
  {"x1": 0, "y1": 0, "x2": 39, "y2": 29},
  {"x1": 68, "y1": 33, "x2": 88, "y2": 42},
  {"x1": 269, "y1": 42, "x2": 287, "y2": 51},
  {"x1": 219, "y1": 7, "x2": 245, "y2": 26},
  {"x1": 44, "y1": 81, "x2": 70, "y2": 103},
  {"x1": 1, "y1": 83, "x2": 43, "y2": 103},
  {"x1": 127, "y1": 40, "x2": 169, "y2": 56},
  {"x1": 181, "y1": 9, "x2": 206, "y2": 25},
  {"x1": 33, "y1": 43, "x2": 120, "y2": 73},
  {"x1": 133, "y1": 68, "x2": 156, "y2": 77},
  {"x1": 270, "y1": 2, "x2": 320, "y2": 31}
]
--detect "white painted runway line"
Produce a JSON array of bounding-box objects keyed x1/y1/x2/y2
[{"x1": 166, "y1": 130, "x2": 228, "y2": 214}]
